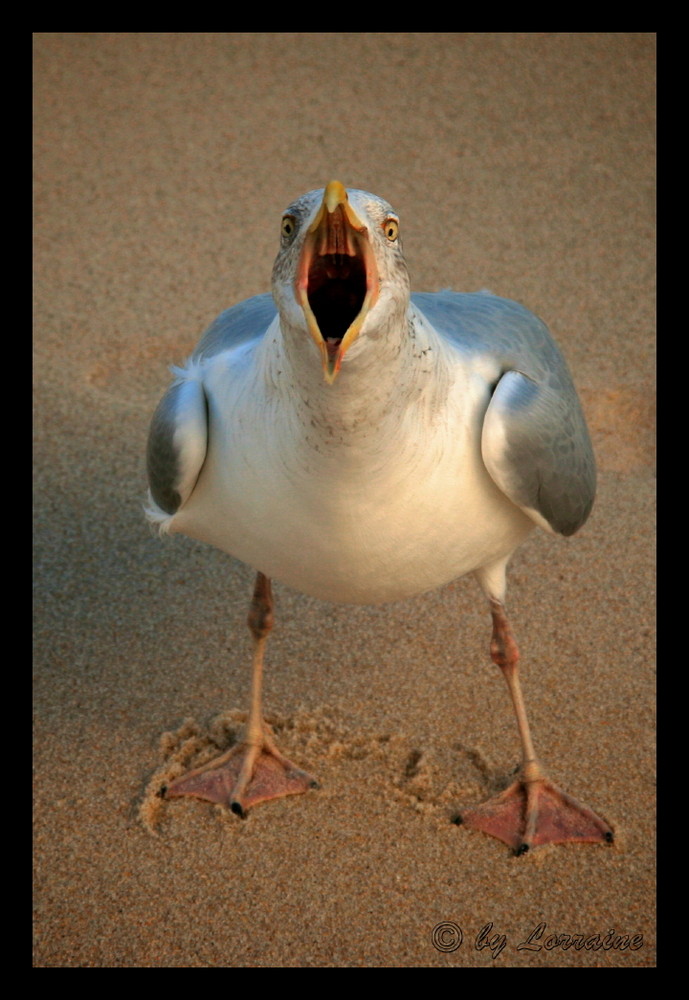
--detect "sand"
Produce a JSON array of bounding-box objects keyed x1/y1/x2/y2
[{"x1": 33, "y1": 33, "x2": 656, "y2": 967}]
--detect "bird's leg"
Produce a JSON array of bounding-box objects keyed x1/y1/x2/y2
[
  {"x1": 164, "y1": 572, "x2": 319, "y2": 816},
  {"x1": 459, "y1": 599, "x2": 613, "y2": 853}
]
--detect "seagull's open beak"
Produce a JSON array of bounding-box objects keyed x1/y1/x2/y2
[{"x1": 296, "y1": 180, "x2": 380, "y2": 384}]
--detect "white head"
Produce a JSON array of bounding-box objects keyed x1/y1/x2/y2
[{"x1": 272, "y1": 182, "x2": 411, "y2": 383}]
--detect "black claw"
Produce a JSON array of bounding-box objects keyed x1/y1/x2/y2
[
  {"x1": 514, "y1": 842, "x2": 530, "y2": 856},
  {"x1": 450, "y1": 813, "x2": 463, "y2": 826},
  {"x1": 309, "y1": 780, "x2": 321, "y2": 789},
  {"x1": 157, "y1": 784, "x2": 168, "y2": 798},
  {"x1": 230, "y1": 801, "x2": 247, "y2": 819},
  {"x1": 605, "y1": 831, "x2": 614, "y2": 843}
]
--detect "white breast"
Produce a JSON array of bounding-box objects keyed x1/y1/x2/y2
[{"x1": 169, "y1": 344, "x2": 533, "y2": 604}]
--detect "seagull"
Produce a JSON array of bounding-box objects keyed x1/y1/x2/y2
[{"x1": 146, "y1": 181, "x2": 613, "y2": 853}]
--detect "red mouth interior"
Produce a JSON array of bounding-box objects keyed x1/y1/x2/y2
[{"x1": 307, "y1": 253, "x2": 367, "y2": 357}]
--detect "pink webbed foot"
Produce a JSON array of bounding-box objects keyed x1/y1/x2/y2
[
  {"x1": 164, "y1": 573, "x2": 319, "y2": 818},
  {"x1": 460, "y1": 599, "x2": 614, "y2": 853},
  {"x1": 459, "y1": 765, "x2": 614, "y2": 854},
  {"x1": 164, "y1": 733, "x2": 319, "y2": 818}
]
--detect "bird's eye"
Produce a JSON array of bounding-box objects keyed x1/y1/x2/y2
[
  {"x1": 383, "y1": 218, "x2": 399, "y2": 242},
  {"x1": 281, "y1": 215, "x2": 296, "y2": 241}
]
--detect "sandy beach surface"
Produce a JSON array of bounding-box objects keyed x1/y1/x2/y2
[{"x1": 33, "y1": 33, "x2": 655, "y2": 967}]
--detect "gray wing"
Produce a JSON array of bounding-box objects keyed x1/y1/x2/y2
[
  {"x1": 192, "y1": 292, "x2": 277, "y2": 361},
  {"x1": 146, "y1": 377, "x2": 208, "y2": 516},
  {"x1": 412, "y1": 290, "x2": 596, "y2": 536},
  {"x1": 147, "y1": 293, "x2": 278, "y2": 516}
]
